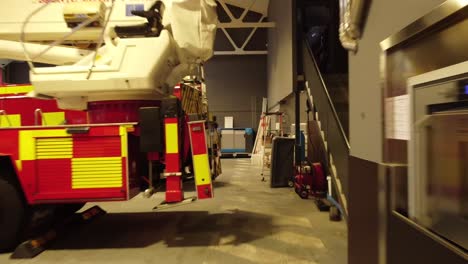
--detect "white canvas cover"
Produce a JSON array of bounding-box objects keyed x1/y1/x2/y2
[{"x1": 170, "y1": 0, "x2": 217, "y2": 64}]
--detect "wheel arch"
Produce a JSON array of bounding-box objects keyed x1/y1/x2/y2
[{"x1": 0, "y1": 155, "x2": 28, "y2": 203}]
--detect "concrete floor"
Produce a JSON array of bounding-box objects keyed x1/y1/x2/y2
[{"x1": 1, "y1": 159, "x2": 347, "y2": 264}]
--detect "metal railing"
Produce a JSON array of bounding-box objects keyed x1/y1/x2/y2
[
  {"x1": 302, "y1": 40, "x2": 350, "y2": 208},
  {"x1": 34, "y1": 108, "x2": 46, "y2": 126},
  {"x1": 20, "y1": 1, "x2": 115, "y2": 77},
  {"x1": 0, "y1": 110, "x2": 12, "y2": 127}
]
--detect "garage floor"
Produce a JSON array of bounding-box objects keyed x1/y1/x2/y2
[{"x1": 0, "y1": 159, "x2": 347, "y2": 264}]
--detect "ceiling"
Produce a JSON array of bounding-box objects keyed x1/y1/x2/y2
[{"x1": 222, "y1": 0, "x2": 270, "y2": 15}]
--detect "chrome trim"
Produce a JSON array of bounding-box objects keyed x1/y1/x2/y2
[
  {"x1": 0, "y1": 122, "x2": 137, "y2": 131},
  {"x1": 378, "y1": 164, "x2": 388, "y2": 264},
  {"x1": 34, "y1": 108, "x2": 45, "y2": 126},
  {"x1": 380, "y1": 0, "x2": 468, "y2": 50},
  {"x1": 163, "y1": 172, "x2": 182, "y2": 176},
  {"x1": 0, "y1": 95, "x2": 30, "y2": 100},
  {"x1": 187, "y1": 120, "x2": 206, "y2": 125},
  {"x1": 392, "y1": 211, "x2": 468, "y2": 260}
]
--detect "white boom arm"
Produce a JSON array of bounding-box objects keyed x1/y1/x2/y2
[
  {"x1": 0, "y1": 0, "x2": 217, "y2": 110},
  {"x1": 0, "y1": 40, "x2": 90, "y2": 65}
]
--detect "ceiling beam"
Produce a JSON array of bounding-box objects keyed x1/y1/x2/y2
[
  {"x1": 214, "y1": 50, "x2": 268, "y2": 55},
  {"x1": 217, "y1": 22, "x2": 275, "y2": 28}
]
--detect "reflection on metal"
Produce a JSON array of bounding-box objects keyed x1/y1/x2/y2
[
  {"x1": 215, "y1": 0, "x2": 274, "y2": 55},
  {"x1": 407, "y1": 64, "x2": 468, "y2": 251},
  {"x1": 392, "y1": 211, "x2": 468, "y2": 260},
  {"x1": 339, "y1": 0, "x2": 366, "y2": 52},
  {"x1": 34, "y1": 108, "x2": 45, "y2": 126},
  {"x1": 381, "y1": 0, "x2": 468, "y2": 51},
  {"x1": 380, "y1": 0, "x2": 468, "y2": 259},
  {"x1": 407, "y1": 62, "x2": 468, "y2": 224}
]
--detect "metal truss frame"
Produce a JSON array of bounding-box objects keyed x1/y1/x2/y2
[{"x1": 215, "y1": 0, "x2": 275, "y2": 55}]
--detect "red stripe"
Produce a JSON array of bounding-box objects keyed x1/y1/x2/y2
[
  {"x1": 173, "y1": 86, "x2": 182, "y2": 100},
  {"x1": 1, "y1": 97, "x2": 87, "y2": 126},
  {"x1": 65, "y1": 110, "x2": 88, "y2": 124},
  {"x1": 31, "y1": 190, "x2": 127, "y2": 202},
  {"x1": 36, "y1": 159, "x2": 72, "y2": 193},
  {"x1": 73, "y1": 136, "x2": 121, "y2": 158},
  {"x1": 189, "y1": 123, "x2": 207, "y2": 155},
  {"x1": 73, "y1": 126, "x2": 120, "y2": 137},
  {"x1": 165, "y1": 176, "x2": 183, "y2": 202},
  {"x1": 165, "y1": 153, "x2": 180, "y2": 172},
  {"x1": 197, "y1": 184, "x2": 213, "y2": 199},
  {"x1": 122, "y1": 156, "x2": 127, "y2": 195},
  {"x1": 30, "y1": 157, "x2": 127, "y2": 203},
  {"x1": 165, "y1": 117, "x2": 178, "y2": 124},
  {"x1": 19, "y1": 160, "x2": 35, "y2": 204},
  {"x1": 0, "y1": 130, "x2": 19, "y2": 160}
]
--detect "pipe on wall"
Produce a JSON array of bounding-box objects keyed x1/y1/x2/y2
[{"x1": 339, "y1": 0, "x2": 366, "y2": 52}]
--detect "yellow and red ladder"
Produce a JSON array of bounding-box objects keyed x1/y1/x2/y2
[
  {"x1": 188, "y1": 120, "x2": 213, "y2": 199},
  {"x1": 163, "y1": 117, "x2": 213, "y2": 203}
]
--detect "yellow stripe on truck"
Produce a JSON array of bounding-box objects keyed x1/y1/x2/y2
[
  {"x1": 19, "y1": 129, "x2": 70, "y2": 161},
  {"x1": 0, "y1": 114, "x2": 21, "y2": 127},
  {"x1": 119, "y1": 126, "x2": 129, "y2": 158},
  {"x1": 43, "y1": 112, "x2": 66, "y2": 126},
  {"x1": 193, "y1": 154, "x2": 211, "y2": 186},
  {"x1": 72, "y1": 157, "x2": 123, "y2": 189},
  {"x1": 165, "y1": 123, "x2": 178, "y2": 154},
  {"x1": 0, "y1": 85, "x2": 34, "y2": 95},
  {"x1": 36, "y1": 138, "x2": 73, "y2": 159}
]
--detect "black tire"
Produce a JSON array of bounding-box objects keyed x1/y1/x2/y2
[
  {"x1": 0, "y1": 178, "x2": 27, "y2": 252},
  {"x1": 287, "y1": 180, "x2": 294, "y2": 188},
  {"x1": 299, "y1": 189, "x2": 309, "y2": 199}
]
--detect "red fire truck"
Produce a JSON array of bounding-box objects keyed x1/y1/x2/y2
[
  {"x1": 0, "y1": 81, "x2": 221, "y2": 251},
  {"x1": 0, "y1": 0, "x2": 220, "y2": 251}
]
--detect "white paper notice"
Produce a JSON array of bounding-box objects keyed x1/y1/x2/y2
[
  {"x1": 385, "y1": 94, "x2": 410, "y2": 140},
  {"x1": 224, "y1": 116, "x2": 234, "y2": 129}
]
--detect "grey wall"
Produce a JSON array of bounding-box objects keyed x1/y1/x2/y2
[
  {"x1": 349, "y1": 0, "x2": 445, "y2": 162},
  {"x1": 204, "y1": 55, "x2": 267, "y2": 129},
  {"x1": 267, "y1": 0, "x2": 294, "y2": 109}
]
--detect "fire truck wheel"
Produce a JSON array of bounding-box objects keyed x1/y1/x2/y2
[{"x1": 0, "y1": 178, "x2": 27, "y2": 252}]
